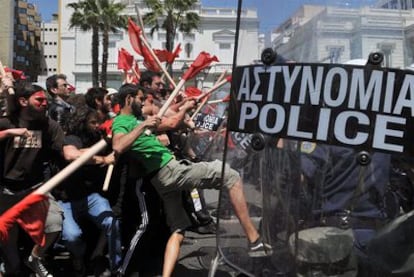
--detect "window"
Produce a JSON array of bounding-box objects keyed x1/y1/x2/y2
[
  {"x1": 18, "y1": 24, "x2": 28, "y2": 31},
  {"x1": 185, "y1": 43, "x2": 193, "y2": 58},
  {"x1": 219, "y1": 43, "x2": 231, "y2": 49}
]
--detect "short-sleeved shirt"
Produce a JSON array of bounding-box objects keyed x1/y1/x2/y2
[
  {"x1": 0, "y1": 117, "x2": 64, "y2": 190},
  {"x1": 112, "y1": 114, "x2": 173, "y2": 176},
  {"x1": 56, "y1": 134, "x2": 108, "y2": 201},
  {"x1": 300, "y1": 143, "x2": 391, "y2": 219}
]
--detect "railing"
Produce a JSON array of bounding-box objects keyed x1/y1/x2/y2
[{"x1": 74, "y1": 61, "x2": 233, "y2": 74}]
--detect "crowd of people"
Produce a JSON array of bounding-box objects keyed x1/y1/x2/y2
[
  {"x1": 0, "y1": 70, "x2": 271, "y2": 277},
  {"x1": 1, "y1": 60, "x2": 414, "y2": 277}
]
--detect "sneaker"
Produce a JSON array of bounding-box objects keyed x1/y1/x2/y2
[
  {"x1": 195, "y1": 222, "x2": 217, "y2": 234},
  {"x1": 248, "y1": 237, "x2": 273, "y2": 257},
  {"x1": 25, "y1": 254, "x2": 53, "y2": 277}
]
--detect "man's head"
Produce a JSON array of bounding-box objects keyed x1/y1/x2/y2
[
  {"x1": 15, "y1": 83, "x2": 49, "y2": 120},
  {"x1": 45, "y1": 74, "x2": 71, "y2": 99},
  {"x1": 140, "y1": 71, "x2": 164, "y2": 96},
  {"x1": 85, "y1": 87, "x2": 111, "y2": 114},
  {"x1": 117, "y1": 84, "x2": 145, "y2": 119},
  {"x1": 65, "y1": 105, "x2": 101, "y2": 141}
]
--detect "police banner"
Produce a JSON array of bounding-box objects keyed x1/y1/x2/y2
[
  {"x1": 228, "y1": 63, "x2": 414, "y2": 155},
  {"x1": 194, "y1": 112, "x2": 223, "y2": 131}
]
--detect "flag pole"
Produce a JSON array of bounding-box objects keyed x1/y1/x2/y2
[
  {"x1": 138, "y1": 34, "x2": 176, "y2": 87},
  {"x1": 144, "y1": 78, "x2": 186, "y2": 135},
  {"x1": 191, "y1": 76, "x2": 230, "y2": 120},
  {"x1": 35, "y1": 139, "x2": 108, "y2": 195},
  {"x1": 0, "y1": 61, "x2": 15, "y2": 95}
]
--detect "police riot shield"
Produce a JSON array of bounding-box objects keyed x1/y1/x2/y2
[{"x1": 207, "y1": 0, "x2": 414, "y2": 276}]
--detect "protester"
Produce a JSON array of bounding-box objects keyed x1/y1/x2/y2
[
  {"x1": 54, "y1": 105, "x2": 121, "y2": 276},
  {"x1": 112, "y1": 84, "x2": 272, "y2": 277},
  {"x1": 0, "y1": 82, "x2": 64, "y2": 277},
  {"x1": 85, "y1": 87, "x2": 113, "y2": 124},
  {"x1": 46, "y1": 74, "x2": 74, "y2": 129}
]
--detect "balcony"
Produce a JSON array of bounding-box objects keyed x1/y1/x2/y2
[{"x1": 73, "y1": 61, "x2": 233, "y2": 75}]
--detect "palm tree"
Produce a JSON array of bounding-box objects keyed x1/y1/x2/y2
[
  {"x1": 96, "y1": 0, "x2": 127, "y2": 88},
  {"x1": 68, "y1": 0, "x2": 100, "y2": 87},
  {"x1": 143, "y1": 0, "x2": 200, "y2": 53}
]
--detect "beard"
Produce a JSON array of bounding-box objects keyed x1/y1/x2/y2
[
  {"x1": 131, "y1": 102, "x2": 144, "y2": 119},
  {"x1": 27, "y1": 104, "x2": 47, "y2": 121}
]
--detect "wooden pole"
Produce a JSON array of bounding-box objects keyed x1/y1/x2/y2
[
  {"x1": 144, "y1": 78, "x2": 186, "y2": 135},
  {"x1": 0, "y1": 61, "x2": 15, "y2": 95},
  {"x1": 139, "y1": 34, "x2": 176, "y2": 87},
  {"x1": 35, "y1": 139, "x2": 108, "y2": 195},
  {"x1": 191, "y1": 77, "x2": 230, "y2": 120}
]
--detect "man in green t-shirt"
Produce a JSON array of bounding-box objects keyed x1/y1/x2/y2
[{"x1": 112, "y1": 84, "x2": 272, "y2": 276}]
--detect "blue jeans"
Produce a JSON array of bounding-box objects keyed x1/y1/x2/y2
[{"x1": 59, "y1": 193, "x2": 122, "y2": 270}]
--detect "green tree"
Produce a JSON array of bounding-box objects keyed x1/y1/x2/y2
[
  {"x1": 68, "y1": 0, "x2": 100, "y2": 87},
  {"x1": 96, "y1": 0, "x2": 127, "y2": 88},
  {"x1": 68, "y1": 0, "x2": 127, "y2": 88},
  {"x1": 143, "y1": 0, "x2": 200, "y2": 53}
]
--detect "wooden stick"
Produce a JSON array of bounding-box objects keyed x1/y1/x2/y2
[
  {"x1": 35, "y1": 139, "x2": 108, "y2": 195},
  {"x1": 102, "y1": 163, "x2": 114, "y2": 192},
  {"x1": 131, "y1": 64, "x2": 140, "y2": 81},
  {"x1": 191, "y1": 77, "x2": 230, "y2": 120},
  {"x1": 0, "y1": 61, "x2": 15, "y2": 95},
  {"x1": 144, "y1": 78, "x2": 186, "y2": 135},
  {"x1": 195, "y1": 77, "x2": 229, "y2": 101},
  {"x1": 139, "y1": 34, "x2": 176, "y2": 87},
  {"x1": 216, "y1": 69, "x2": 227, "y2": 84},
  {"x1": 207, "y1": 99, "x2": 226, "y2": 105}
]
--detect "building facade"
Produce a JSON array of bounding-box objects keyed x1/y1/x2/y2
[
  {"x1": 271, "y1": 4, "x2": 414, "y2": 68},
  {"x1": 58, "y1": 0, "x2": 262, "y2": 92},
  {"x1": 37, "y1": 14, "x2": 59, "y2": 86},
  {"x1": 0, "y1": 0, "x2": 42, "y2": 81}
]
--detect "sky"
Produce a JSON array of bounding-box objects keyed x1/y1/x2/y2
[{"x1": 31, "y1": 0, "x2": 378, "y2": 33}]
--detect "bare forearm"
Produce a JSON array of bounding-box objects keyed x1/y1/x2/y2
[{"x1": 112, "y1": 124, "x2": 146, "y2": 155}]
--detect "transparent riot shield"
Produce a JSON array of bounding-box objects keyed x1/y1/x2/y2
[{"x1": 207, "y1": 0, "x2": 414, "y2": 276}]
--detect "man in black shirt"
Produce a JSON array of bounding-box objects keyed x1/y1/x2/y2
[{"x1": 0, "y1": 83, "x2": 64, "y2": 277}]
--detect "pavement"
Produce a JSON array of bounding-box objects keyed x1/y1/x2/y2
[{"x1": 22, "y1": 184, "x2": 267, "y2": 277}]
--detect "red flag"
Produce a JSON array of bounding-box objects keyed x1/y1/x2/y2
[
  {"x1": 67, "y1": 83, "x2": 76, "y2": 92},
  {"x1": 117, "y1": 48, "x2": 134, "y2": 71},
  {"x1": 100, "y1": 119, "x2": 113, "y2": 136},
  {"x1": 153, "y1": 43, "x2": 181, "y2": 64},
  {"x1": 222, "y1": 94, "x2": 231, "y2": 103},
  {"x1": 127, "y1": 18, "x2": 160, "y2": 72},
  {"x1": 153, "y1": 49, "x2": 172, "y2": 63},
  {"x1": 0, "y1": 193, "x2": 49, "y2": 246},
  {"x1": 4, "y1": 67, "x2": 26, "y2": 80},
  {"x1": 184, "y1": 86, "x2": 202, "y2": 98},
  {"x1": 182, "y1": 52, "x2": 219, "y2": 81},
  {"x1": 143, "y1": 58, "x2": 160, "y2": 72},
  {"x1": 128, "y1": 18, "x2": 144, "y2": 56}
]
